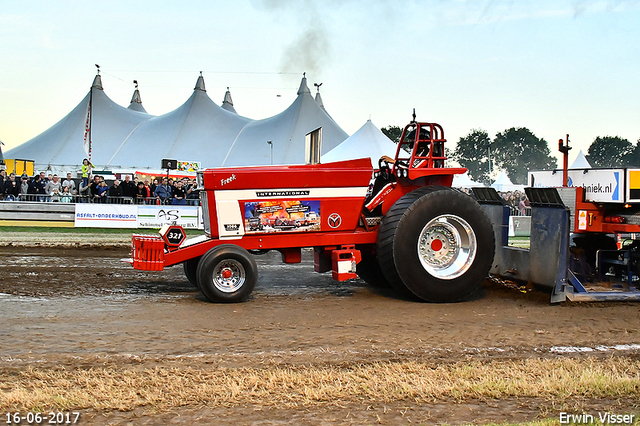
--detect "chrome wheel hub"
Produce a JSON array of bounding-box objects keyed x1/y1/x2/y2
[
  {"x1": 212, "y1": 259, "x2": 246, "y2": 293},
  {"x1": 417, "y1": 214, "x2": 477, "y2": 280}
]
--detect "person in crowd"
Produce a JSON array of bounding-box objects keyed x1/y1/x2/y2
[
  {"x1": 143, "y1": 179, "x2": 153, "y2": 203},
  {"x1": 46, "y1": 172, "x2": 53, "y2": 184},
  {"x1": 172, "y1": 179, "x2": 187, "y2": 205},
  {"x1": 30, "y1": 173, "x2": 47, "y2": 201},
  {"x1": 19, "y1": 174, "x2": 30, "y2": 199},
  {"x1": 59, "y1": 186, "x2": 73, "y2": 203},
  {"x1": 518, "y1": 195, "x2": 530, "y2": 215},
  {"x1": 187, "y1": 178, "x2": 200, "y2": 205},
  {"x1": 62, "y1": 173, "x2": 76, "y2": 194},
  {"x1": 45, "y1": 174, "x2": 62, "y2": 202},
  {"x1": 89, "y1": 175, "x2": 102, "y2": 203},
  {"x1": 121, "y1": 175, "x2": 136, "y2": 201},
  {"x1": 150, "y1": 178, "x2": 158, "y2": 195},
  {"x1": 3, "y1": 172, "x2": 20, "y2": 200},
  {"x1": 154, "y1": 177, "x2": 172, "y2": 204},
  {"x1": 81, "y1": 158, "x2": 94, "y2": 188},
  {"x1": 0, "y1": 170, "x2": 6, "y2": 199},
  {"x1": 135, "y1": 181, "x2": 147, "y2": 204},
  {"x1": 108, "y1": 179, "x2": 123, "y2": 203},
  {"x1": 78, "y1": 178, "x2": 91, "y2": 202},
  {"x1": 97, "y1": 180, "x2": 109, "y2": 203}
]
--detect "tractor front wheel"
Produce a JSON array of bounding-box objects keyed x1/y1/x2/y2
[
  {"x1": 197, "y1": 245, "x2": 258, "y2": 303},
  {"x1": 183, "y1": 256, "x2": 201, "y2": 289}
]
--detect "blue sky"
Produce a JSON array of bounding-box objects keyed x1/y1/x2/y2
[{"x1": 1, "y1": 0, "x2": 639, "y2": 166}]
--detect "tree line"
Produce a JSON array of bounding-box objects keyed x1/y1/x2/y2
[{"x1": 381, "y1": 125, "x2": 640, "y2": 185}]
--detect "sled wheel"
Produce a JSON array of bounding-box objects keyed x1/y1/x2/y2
[
  {"x1": 377, "y1": 186, "x2": 495, "y2": 302},
  {"x1": 183, "y1": 256, "x2": 201, "y2": 289},
  {"x1": 197, "y1": 245, "x2": 258, "y2": 303}
]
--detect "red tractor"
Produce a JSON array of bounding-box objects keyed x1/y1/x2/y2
[{"x1": 130, "y1": 117, "x2": 496, "y2": 303}]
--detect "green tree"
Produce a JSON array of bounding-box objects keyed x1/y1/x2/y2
[
  {"x1": 492, "y1": 127, "x2": 557, "y2": 184},
  {"x1": 623, "y1": 139, "x2": 640, "y2": 167},
  {"x1": 381, "y1": 126, "x2": 403, "y2": 143},
  {"x1": 586, "y1": 136, "x2": 633, "y2": 168},
  {"x1": 452, "y1": 129, "x2": 492, "y2": 185}
]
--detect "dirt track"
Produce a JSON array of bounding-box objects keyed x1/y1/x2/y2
[{"x1": 1, "y1": 244, "x2": 639, "y2": 425}]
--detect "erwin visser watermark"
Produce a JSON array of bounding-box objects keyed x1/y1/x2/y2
[{"x1": 559, "y1": 412, "x2": 636, "y2": 424}]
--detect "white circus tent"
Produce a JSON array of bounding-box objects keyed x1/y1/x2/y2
[
  {"x1": 320, "y1": 119, "x2": 396, "y2": 165},
  {"x1": 220, "y1": 76, "x2": 348, "y2": 166},
  {"x1": 6, "y1": 72, "x2": 349, "y2": 173},
  {"x1": 106, "y1": 74, "x2": 251, "y2": 169},
  {"x1": 570, "y1": 150, "x2": 592, "y2": 169},
  {"x1": 452, "y1": 171, "x2": 484, "y2": 188},
  {"x1": 5, "y1": 74, "x2": 152, "y2": 172},
  {"x1": 491, "y1": 170, "x2": 526, "y2": 192}
]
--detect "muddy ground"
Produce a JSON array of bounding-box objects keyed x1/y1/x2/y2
[{"x1": 1, "y1": 244, "x2": 639, "y2": 425}]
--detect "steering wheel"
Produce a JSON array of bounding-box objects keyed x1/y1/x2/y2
[{"x1": 378, "y1": 157, "x2": 392, "y2": 180}]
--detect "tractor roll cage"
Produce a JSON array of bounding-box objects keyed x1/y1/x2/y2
[{"x1": 394, "y1": 122, "x2": 446, "y2": 172}]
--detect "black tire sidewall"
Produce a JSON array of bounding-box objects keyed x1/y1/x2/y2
[
  {"x1": 394, "y1": 189, "x2": 495, "y2": 302},
  {"x1": 197, "y1": 245, "x2": 257, "y2": 303},
  {"x1": 183, "y1": 256, "x2": 201, "y2": 290}
]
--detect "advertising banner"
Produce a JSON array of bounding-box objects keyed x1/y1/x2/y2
[
  {"x1": 177, "y1": 161, "x2": 201, "y2": 172},
  {"x1": 74, "y1": 204, "x2": 202, "y2": 229},
  {"x1": 243, "y1": 200, "x2": 321, "y2": 233},
  {"x1": 74, "y1": 204, "x2": 138, "y2": 228},
  {"x1": 137, "y1": 205, "x2": 200, "y2": 229},
  {"x1": 529, "y1": 169, "x2": 622, "y2": 203}
]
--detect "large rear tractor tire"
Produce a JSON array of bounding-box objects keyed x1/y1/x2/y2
[
  {"x1": 197, "y1": 245, "x2": 258, "y2": 303},
  {"x1": 377, "y1": 186, "x2": 495, "y2": 302},
  {"x1": 356, "y1": 250, "x2": 391, "y2": 288}
]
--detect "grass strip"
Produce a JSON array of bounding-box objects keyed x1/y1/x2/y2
[{"x1": 1, "y1": 357, "x2": 638, "y2": 413}]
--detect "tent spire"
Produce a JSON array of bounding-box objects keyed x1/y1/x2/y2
[
  {"x1": 313, "y1": 82, "x2": 325, "y2": 109},
  {"x1": 91, "y1": 64, "x2": 103, "y2": 91},
  {"x1": 221, "y1": 87, "x2": 237, "y2": 113},
  {"x1": 128, "y1": 79, "x2": 147, "y2": 112},
  {"x1": 297, "y1": 72, "x2": 311, "y2": 95},
  {"x1": 195, "y1": 71, "x2": 206, "y2": 92}
]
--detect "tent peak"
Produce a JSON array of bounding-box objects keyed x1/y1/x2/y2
[
  {"x1": 297, "y1": 73, "x2": 311, "y2": 95},
  {"x1": 195, "y1": 72, "x2": 206, "y2": 92},
  {"x1": 130, "y1": 89, "x2": 142, "y2": 104},
  {"x1": 221, "y1": 87, "x2": 237, "y2": 114},
  {"x1": 313, "y1": 82, "x2": 325, "y2": 109},
  {"x1": 127, "y1": 80, "x2": 147, "y2": 112},
  {"x1": 91, "y1": 74, "x2": 103, "y2": 91}
]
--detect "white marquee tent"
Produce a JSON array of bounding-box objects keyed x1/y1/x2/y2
[
  {"x1": 452, "y1": 171, "x2": 484, "y2": 188},
  {"x1": 570, "y1": 150, "x2": 592, "y2": 169},
  {"x1": 320, "y1": 119, "x2": 397, "y2": 165},
  {"x1": 6, "y1": 75, "x2": 152, "y2": 169},
  {"x1": 491, "y1": 170, "x2": 526, "y2": 192},
  {"x1": 220, "y1": 77, "x2": 347, "y2": 167},
  {"x1": 6, "y1": 72, "x2": 348, "y2": 173}
]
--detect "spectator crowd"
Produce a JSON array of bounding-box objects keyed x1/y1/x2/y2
[
  {"x1": 1, "y1": 169, "x2": 532, "y2": 216},
  {"x1": 0, "y1": 169, "x2": 200, "y2": 206},
  {"x1": 498, "y1": 189, "x2": 530, "y2": 216}
]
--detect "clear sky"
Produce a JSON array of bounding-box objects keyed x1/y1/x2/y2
[{"x1": 1, "y1": 0, "x2": 639, "y2": 166}]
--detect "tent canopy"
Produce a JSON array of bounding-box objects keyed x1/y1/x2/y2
[
  {"x1": 570, "y1": 150, "x2": 592, "y2": 169},
  {"x1": 491, "y1": 170, "x2": 526, "y2": 192},
  {"x1": 452, "y1": 171, "x2": 484, "y2": 188},
  {"x1": 6, "y1": 73, "x2": 349, "y2": 173},
  {"x1": 321, "y1": 119, "x2": 397, "y2": 164}
]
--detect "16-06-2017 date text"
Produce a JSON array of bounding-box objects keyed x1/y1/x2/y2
[{"x1": 5, "y1": 412, "x2": 80, "y2": 425}]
